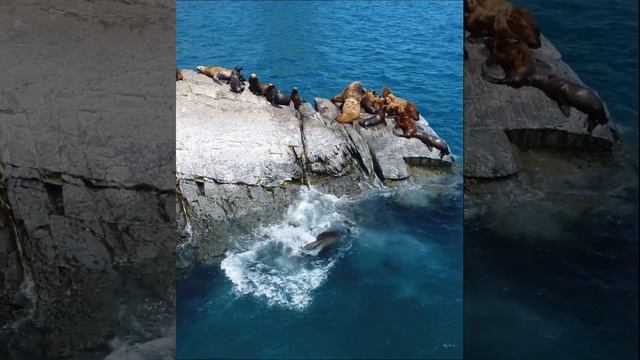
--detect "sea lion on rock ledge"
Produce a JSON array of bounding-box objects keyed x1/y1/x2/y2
[
  {"x1": 331, "y1": 81, "x2": 365, "y2": 104},
  {"x1": 229, "y1": 67, "x2": 245, "y2": 93},
  {"x1": 528, "y1": 74, "x2": 610, "y2": 134},
  {"x1": 249, "y1": 73, "x2": 269, "y2": 95},
  {"x1": 359, "y1": 109, "x2": 386, "y2": 128},
  {"x1": 414, "y1": 132, "x2": 451, "y2": 159},
  {"x1": 382, "y1": 87, "x2": 420, "y2": 121},
  {"x1": 291, "y1": 87, "x2": 304, "y2": 110},
  {"x1": 265, "y1": 84, "x2": 291, "y2": 106},
  {"x1": 335, "y1": 98, "x2": 361, "y2": 123},
  {"x1": 196, "y1": 65, "x2": 232, "y2": 84},
  {"x1": 464, "y1": 0, "x2": 541, "y2": 49},
  {"x1": 481, "y1": 37, "x2": 535, "y2": 88},
  {"x1": 176, "y1": 69, "x2": 183, "y2": 81}
]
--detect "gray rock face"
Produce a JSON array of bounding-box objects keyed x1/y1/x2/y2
[
  {"x1": 464, "y1": 35, "x2": 617, "y2": 178},
  {"x1": 176, "y1": 71, "x2": 454, "y2": 265},
  {"x1": 1, "y1": 1, "x2": 175, "y2": 358}
]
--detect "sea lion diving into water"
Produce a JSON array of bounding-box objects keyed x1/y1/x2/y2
[{"x1": 301, "y1": 224, "x2": 351, "y2": 256}]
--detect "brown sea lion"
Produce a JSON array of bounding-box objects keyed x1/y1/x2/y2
[
  {"x1": 360, "y1": 90, "x2": 384, "y2": 114},
  {"x1": 265, "y1": 83, "x2": 291, "y2": 106},
  {"x1": 196, "y1": 65, "x2": 233, "y2": 84},
  {"x1": 359, "y1": 109, "x2": 386, "y2": 128},
  {"x1": 302, "y1": 230, "x2": 341, "y2": 253},
  {"x1": 176, "y1": 69, "x2": 183, "y2": 81},
  {"x1": 249, "y1": 73, "x2": 269, "y2": 95},
  {"x1": 331, "y1": 81, "x2": 365, "y2": 104},
  {"x1": 335, "y1": 98, "x2": 361, "y2": 123},
  {"x1": 528, "y1": 74, "x2": 610, "y2": 133},
  {"x1": 393, "y1": 113, "x2": 417, "y2": 137},
  {"x1": 464, "y1": 0, "x2": 541, "y2": 49},
  {"x1": 413, "y1": 132, "x2": 451, "y2": 159},
  {"x1": 291, "y1": 87, "x2": 304, "y2": 110},
  {"x1": 382, "y1": 87, "x2": 420, "y2": 121},
  {"x1": 481, "y1": 37, "x2": 535, "y2": 87}
]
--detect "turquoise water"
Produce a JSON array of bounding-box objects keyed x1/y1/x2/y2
[{"x1": 177, "y1": 1, "x2": 463, "y2": 359}]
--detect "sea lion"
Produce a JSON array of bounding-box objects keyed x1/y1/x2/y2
[
  {"x1": 359, "y1": 109, "x2": 386, "y2": 128},
  {"x1": 301, "y1": 230, "x2": 341, "y2": 253},
  {"x1": 176, "y1": 69, "x2": 183, "y2": 81},
  {"x1": 382, "y1": 87, "x2": 420, "y2": 121},
  {"x1": 393, "y1": 113, "x2": 417, "y2": 137},
  {"x1": 481, "y1": 37, "x2": 535, "y2": 87},
  {"x1": 464, "y1": 0, "x2": 541, "y2": 49},
  {"x1": 229, "y1": 67, "x2": 245, "y2": 93},
  {"x1": 265, "y1": 84, "x2": 291, "y2": 106},
  {"x1": 331, "y1": 81, "x2": 365, "y2": 104},
  {"x1": 413, "y1": 132, "x2": 451, "y2": 159},
  {"x1": 291, "y1": 87, "x2": 304, "y2": 110},
  {"x1": 335, "y1": 98, "x2": 361, "y2": 123},
  {"x1": 528, "y1": 74, "x2": 609, "y2": 133},
  {"x1": 249, "y1": 73, "x2": 269, "y2": 95},
  {"x1": 196, "y1": 65, "x2": 233, "y2": 84},
  {"x1": 360, "y1": 90, "x2": 383, "y2": 114}
]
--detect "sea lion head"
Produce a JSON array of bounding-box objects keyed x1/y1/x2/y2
[
  {"x1": 292, "y1": 86, "x2": 299, "y2": 94},
  {"x1": 234, "y1": 65, "x2": 243, "y2": 72},
  {"x1": 195, "y1": 66, "x2": 205, "y2": 73},
  {"x1": 383, "y1": 86, "x2": 393, "y2": 98}
]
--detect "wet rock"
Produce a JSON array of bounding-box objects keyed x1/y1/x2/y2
[{"x1": 464, "y1": 34, "x2": 616, "y2": 179}]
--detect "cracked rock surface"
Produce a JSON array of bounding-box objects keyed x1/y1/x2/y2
[
  {"x1": 176, "y1": 70, "x2": 453, "y2": 266},
  {"x1": 1, "y1": 1, "x2": 175, "y2": 358}
]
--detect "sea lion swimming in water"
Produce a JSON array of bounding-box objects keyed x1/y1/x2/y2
[
  {"x1": 291, "y1": 87, "x2": 304, "y2": 110},
  {"x1": 359, "y1": 109, "x2": 386, "y2": 128},
  {"x1": 229, "y1": 67, "x2": 245, "y2": 93},
  {"x1": 249, "y1": 73, "x2": 269, "y2": 95},
  {"x1": 528, "y1": 73, "x2": 610, "y2": 133},
  {"x1": 265, "y1": 83, "x2": 291, "y2": 106}
]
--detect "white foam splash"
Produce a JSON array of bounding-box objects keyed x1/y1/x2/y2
[{"x1": 220, "y1": 188, "x2": 351, "y2": 310}]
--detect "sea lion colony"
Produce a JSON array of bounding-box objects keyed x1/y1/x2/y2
[
  {"x1": 464, "y1": 0, "x2": 610, "y2": 134},
  {"x1": 179, "y1": 65, "x2": 451, "y2": 159}
]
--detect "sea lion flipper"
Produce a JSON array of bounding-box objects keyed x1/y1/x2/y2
[
  {"x1": 212, "y1": 74, "x2": 223, "y2": 85},
  {"x1": 557, "y1": 101, "x2": 571, "y2": 117}
]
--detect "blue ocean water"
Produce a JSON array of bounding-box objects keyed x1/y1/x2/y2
[{"x1": 176, "y1": 1, "x2": 463, "y2": 359}]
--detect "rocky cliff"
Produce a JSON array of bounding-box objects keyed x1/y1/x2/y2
[
  {"x1": 1, "y1": 1, "x2": 175, "y2": 358},
  {"x1": 176, "y1": 70, "x2": 454, "y2": 267}
]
